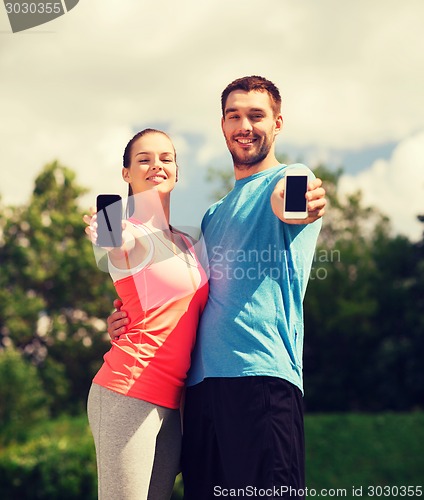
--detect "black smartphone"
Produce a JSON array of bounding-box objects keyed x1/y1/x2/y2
[{"x1": 96, "y1": 194, "x2": 123, "y2": 247}]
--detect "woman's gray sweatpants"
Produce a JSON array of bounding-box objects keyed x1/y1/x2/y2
[{"x1": 87, "y1": 383, "x2": 181, "y2": 500}]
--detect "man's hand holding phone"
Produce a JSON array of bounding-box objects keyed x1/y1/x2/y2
[{"x1": 271, "y1": 171, "x2": 326, "y2": 225}]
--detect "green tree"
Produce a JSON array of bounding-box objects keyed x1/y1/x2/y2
[
  {"x1": 303, "y1": 166, "x2": 422, "y2": 411},
  {"x1": 0, "y1": 161, "x2": 115, "y2": 414},
  {"x1": 0, "y1": 346, "x2": 48, "y2": 445},
  {"x1": 303, "y1": 166, "x2": 386, "y2": 409}
]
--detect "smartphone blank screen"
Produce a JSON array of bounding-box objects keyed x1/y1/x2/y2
[
  {"x1": 96, "y1": 194, "x2": 122, "y2": 247},
  {"x1": 285, "y1": 176, "x2": 308, "y2": 212}
]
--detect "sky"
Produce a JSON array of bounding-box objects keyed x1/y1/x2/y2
[{"x1": 1, "y1": 0, "x2": 423, "y2": 240}]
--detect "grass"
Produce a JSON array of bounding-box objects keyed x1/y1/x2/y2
[
  {"x1": 305, "y1": 412, "x2": 424, "y2": 497},
  {"x1": 1, "y1": 412, "x2": 423, "y2": 499}
]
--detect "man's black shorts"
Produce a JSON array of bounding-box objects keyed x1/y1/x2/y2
[{"x1": 181, "y1": 376, "x2": 305, "y2": 500}]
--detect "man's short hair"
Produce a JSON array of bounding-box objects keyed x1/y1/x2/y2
[{"x1": 221, "y1": 76, "x2": 282, "y2": 118}]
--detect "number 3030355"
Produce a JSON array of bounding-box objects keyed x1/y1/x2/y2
[
  {"x1": 5, "y1": 3, "x2": 62, "y2": 14},
  {"x1": 366, "y1": 485, "x2": 422, "y2": 497}
]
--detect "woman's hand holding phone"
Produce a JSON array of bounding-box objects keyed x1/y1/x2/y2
[{"x1": 83, "y1": 206, "x2": 134, "y2": 255}]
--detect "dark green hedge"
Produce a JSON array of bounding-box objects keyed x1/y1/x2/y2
[{"x1": 0, "y1": 422, "x2": 97, "y2": 499}]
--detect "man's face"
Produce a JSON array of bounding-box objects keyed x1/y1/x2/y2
[{"x1": 221, "y1": 90, "x2": 282, "y2": 171}]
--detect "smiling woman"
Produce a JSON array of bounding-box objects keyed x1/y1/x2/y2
[
  {"x1": 82, "y1": 128, "x2": 209, "y2": 500},
  {"x1": 123, "y1": 129, "x2": 178, "y2": 194}
]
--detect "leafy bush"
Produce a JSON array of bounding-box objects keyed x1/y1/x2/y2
[
  {"x1": 0, "y1": 346, "x2": 49, "y2": 445},
  {"x1": 0, "y1": 415, "x2": 97, "y2": 500}
]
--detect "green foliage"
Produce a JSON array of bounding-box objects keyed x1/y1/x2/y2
[
  {"x1": 0, "y1": 347, "x2": 49, "y2": 445},
  {"x1": 304, "y1": 165, "x2": 424, "y2": 411},
  {"x1": 37, "y1": 356, "x2": 70, "y2": 414},
  {"x1": 0, "y1": 415, "x2": 97, "y2": 499},
  {"x1": 0, "y1": 161, "x2": 114, "y2": 414}
]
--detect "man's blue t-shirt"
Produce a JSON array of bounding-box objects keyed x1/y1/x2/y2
[{"x1": 187, "y1": 164, "x2": 322, "y2": 393}]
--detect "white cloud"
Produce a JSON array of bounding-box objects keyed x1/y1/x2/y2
[{"x1": 339, "y1": 130, "x2": 424, "y2": 241}]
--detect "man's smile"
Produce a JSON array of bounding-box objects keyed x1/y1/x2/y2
[{"x1": 234, "y1": 136, "x2": 258, "y2": 147}]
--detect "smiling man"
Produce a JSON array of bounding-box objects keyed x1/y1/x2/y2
[
  {"x1": 180, "y1": 76, "x2": 325, "y2": 500},
  {"x1": 222, "y1": 87, "x2": 282, "y2": 174}
]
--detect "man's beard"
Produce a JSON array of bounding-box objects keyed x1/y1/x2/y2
[{"x1": 227, "y1": 134, "x2": 273, "y2": 171}]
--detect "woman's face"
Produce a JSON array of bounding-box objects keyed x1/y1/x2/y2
[{"x1": 123, "y1": 133, "x2": 177, "y2": 195}]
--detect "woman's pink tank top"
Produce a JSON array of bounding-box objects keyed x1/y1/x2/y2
[{"x1": 93, "y1": 222, "x2": 209, "y2": 409}]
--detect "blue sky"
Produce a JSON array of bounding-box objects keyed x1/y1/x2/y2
[{"x1": 1, "y1": 0, "x2": 423, "y2": 240}]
